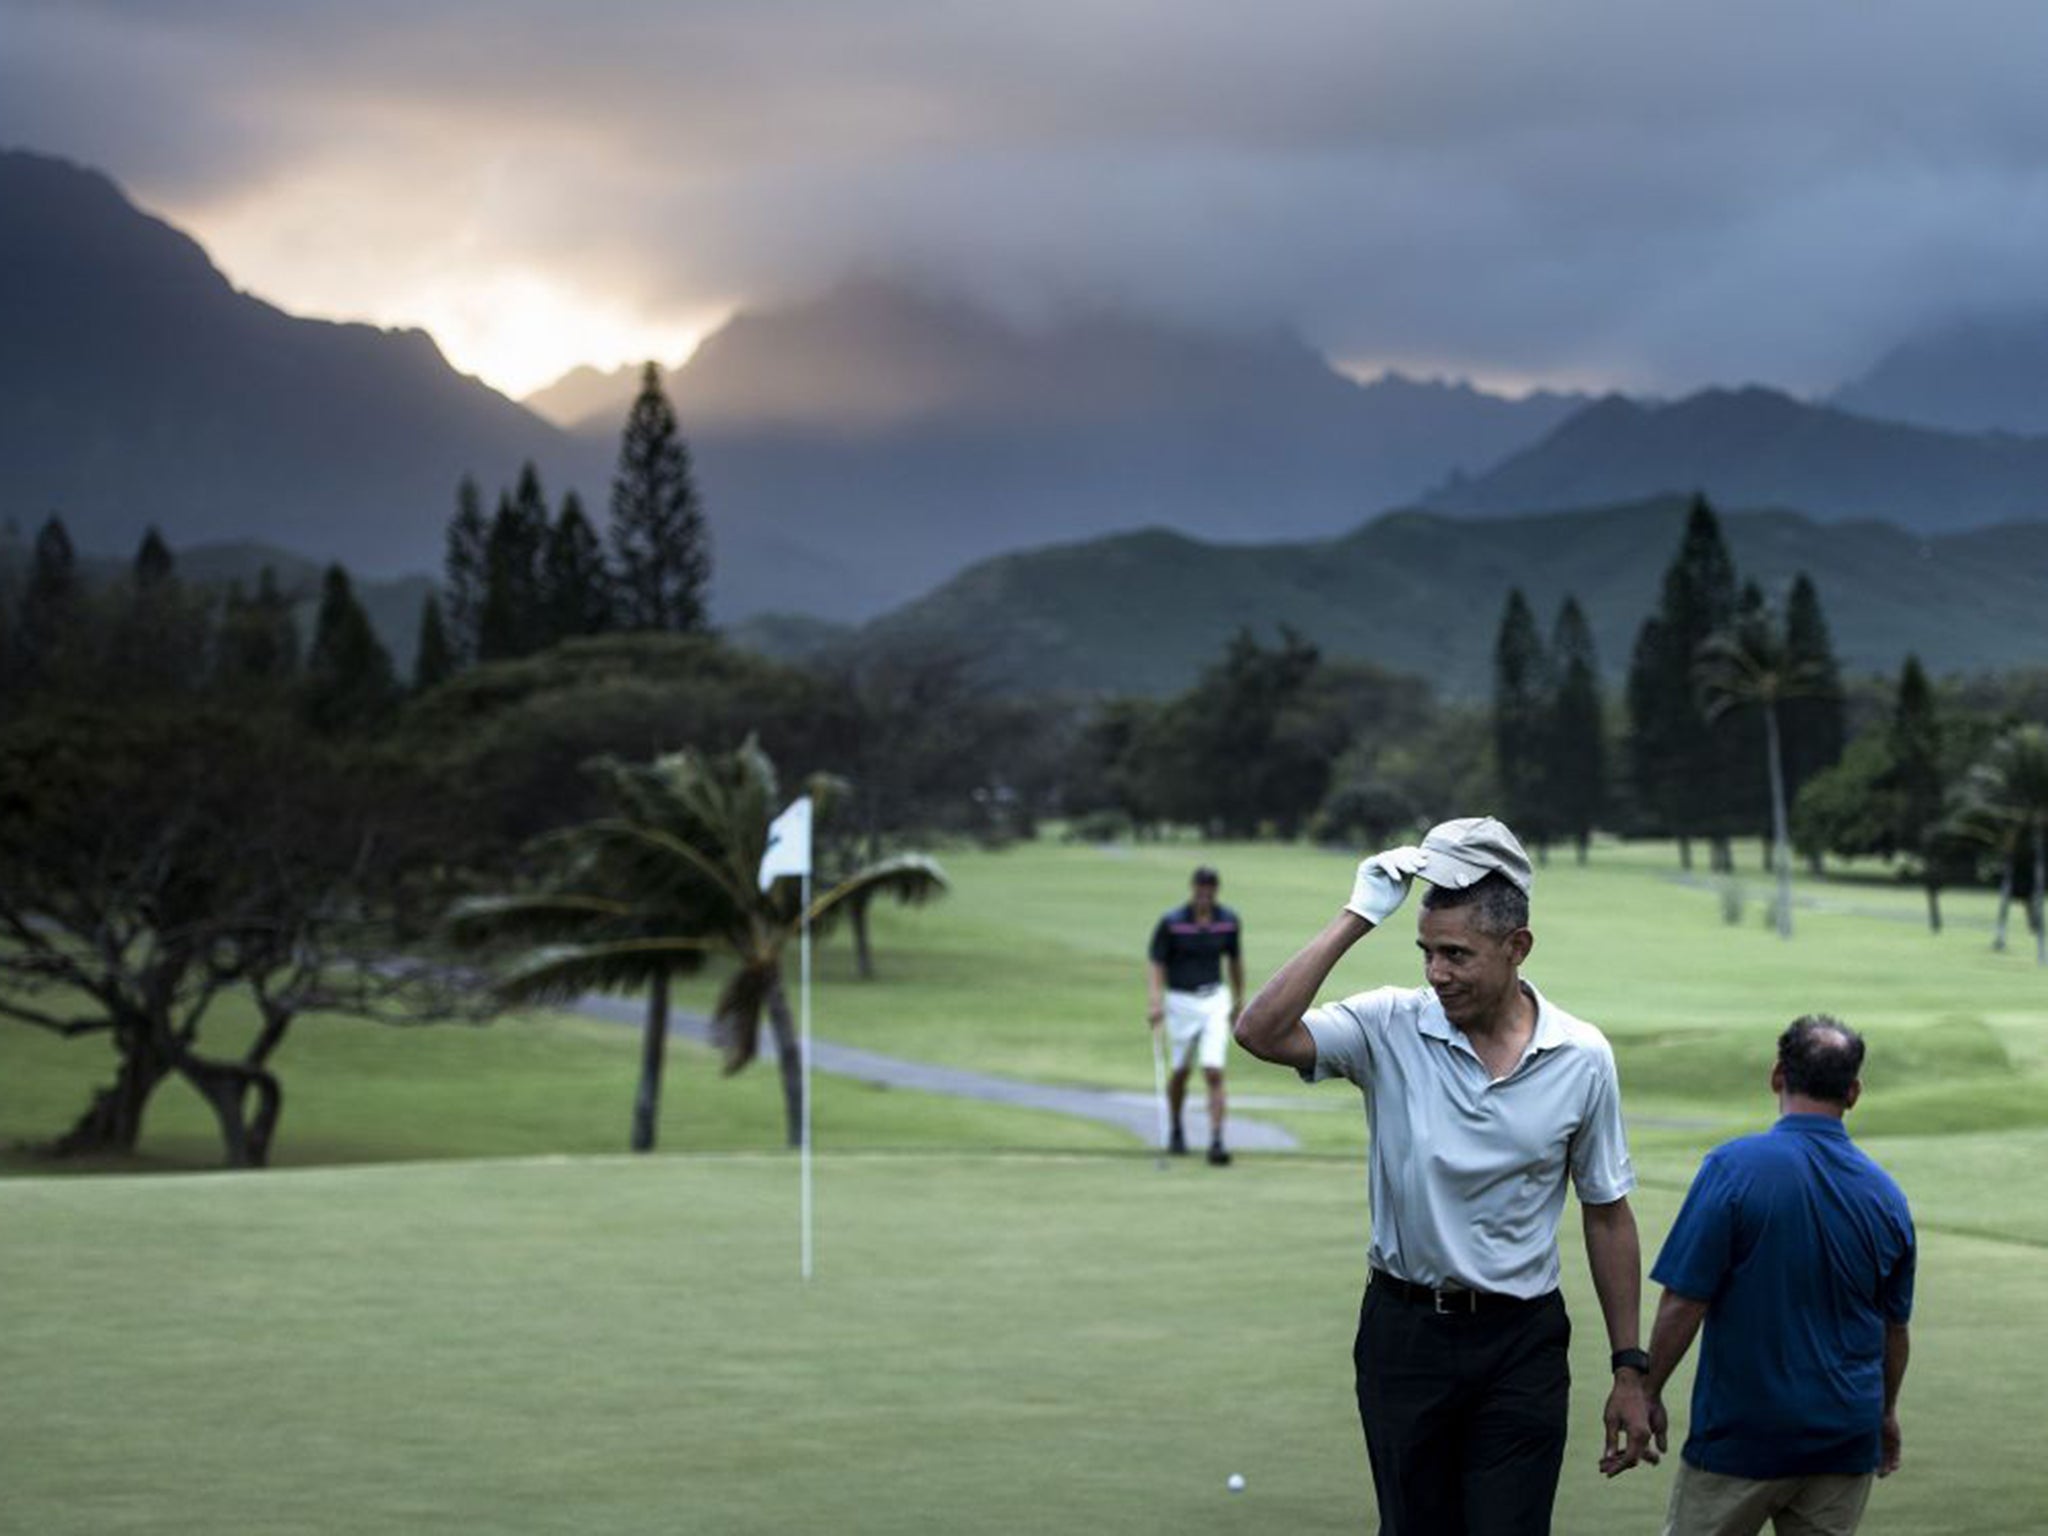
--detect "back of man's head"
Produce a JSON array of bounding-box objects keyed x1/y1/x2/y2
[
  {"x1": 1419, "y1": 871, "x2": 1529, "y2": 938},
  {"x1": 1777, "y1": 1014, "x2": 1866, "y2": 1104}
]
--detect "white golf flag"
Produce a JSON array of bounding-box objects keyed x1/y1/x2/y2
[{"x1": 757, "y1": 795, "x2": 813, "y2": 891}]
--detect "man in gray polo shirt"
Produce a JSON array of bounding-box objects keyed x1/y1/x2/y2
[{"x1": 1236, "y1": 816, "x2": 1654, "y2": 1535}]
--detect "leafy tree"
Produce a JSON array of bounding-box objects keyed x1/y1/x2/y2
[
  {"x1": 0, "y1": 702, "x2": 464, "y2": 1166},
  {"x1": 1491, "y1": 588, "x2": 1551, "y2": 857},
  {"x1": 449, "y1": 740, "x2": 946, "y2": 1149},
  {"x1": 303, "y1": 564, "x2": 397, "y2": 734},
  {"x1": 444, "y1": 476, "x2": 490, "y2": 665},
  {"x1": 1548, "y1": 597, "x2": 1607, "y2": 862},
  {"x1": 1957, "y1": 724, "x2": 2048, "y2": 965},
  {"x1": 610, "y1": 363, "x2": 711, "y2": 632},
  {"x1": 1695, "y1": 600, "x2": 1839, "y2": 938},
  {"x1": 413, "y1": 592, "x2": 454, "y2": 693},
  {"x1": 543, "y1": 490, "x2": 615, "y2": 642}
]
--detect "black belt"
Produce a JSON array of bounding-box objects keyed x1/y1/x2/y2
[{"x1": 1370, "y1": 1270, "x2": 1554, "y2": 1315}]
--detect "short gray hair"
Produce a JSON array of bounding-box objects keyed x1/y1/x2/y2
[{"x1": 1420, "y1": 872, "x2": 1529, "y2": 937}]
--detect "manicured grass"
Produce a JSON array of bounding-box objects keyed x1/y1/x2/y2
[
  {"x1": 0, "y1": 997, "x2": 1128, "y2": 1176},
  {"x1": 3, "y1": 1154, "x2": 2038, "y2": 1536}
]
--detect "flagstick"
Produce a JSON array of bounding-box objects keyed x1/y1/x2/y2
[{"x1": 800, "y1": 865, "x2": 814, "y2": 1282}]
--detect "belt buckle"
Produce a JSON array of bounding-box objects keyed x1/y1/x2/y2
[{"x1": 1432, "y1": 1287, "x2": 1475, "y2": 1315}]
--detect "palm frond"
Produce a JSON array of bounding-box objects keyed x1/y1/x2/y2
[
  {"x1": 710, "y1": 961, "x2": 779, "y2": 1074},
  {"x1": 444, "y1": 892, "x2": 641, "y2": 946},
  {"x1": 809, "y1": 854, "x2": 950, "y2": 933},
  {"x1": 492, "y1": 937, "x2": 721, "y2": 1006}
]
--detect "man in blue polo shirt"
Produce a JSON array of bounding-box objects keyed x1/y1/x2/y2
[{"x1": 1645, "y1": 1015, "x2": 1916, "y2": 1536}]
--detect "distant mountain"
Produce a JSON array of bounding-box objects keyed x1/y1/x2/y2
[
  {"x1": 0, "y1": 149, "x2": 599, "y2": 578},
  {"x1": 1832, "y1": 312, "x2": 2048, "y2": 436},
  {"x1": 853, "y1": 497, "x2": 2048, "y2": 698},
  {"x1": 524, "y1": 362, "x2": 673, "y2": 431},
  {"x1": 1421, "y1": 387, "x2": 2048, "y2": 532},
  {"x1": 588, "y1": 278, "x2": 1589, "y2": 619}
]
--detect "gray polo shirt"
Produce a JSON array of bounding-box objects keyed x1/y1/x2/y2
[{"x1": 1301, "y1": 980, "x2": 1634, "y2": 1298}]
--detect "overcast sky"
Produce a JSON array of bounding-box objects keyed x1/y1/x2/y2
[{"x1": 6, "y1": 0, "x2": 2048, "y2": 398}]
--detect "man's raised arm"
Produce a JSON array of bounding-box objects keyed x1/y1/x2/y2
[{"x1": 1235, "y1": 847, "x2": 1422, "y2": 1073}]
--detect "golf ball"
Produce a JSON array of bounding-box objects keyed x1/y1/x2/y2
[{"x1": 1227, "y1": 1474, "x2": 1246, "y2": 1493}]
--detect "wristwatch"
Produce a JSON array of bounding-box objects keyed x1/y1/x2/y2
[{"x1": 1611, "y1": 1347, "x2": 1651, "y2": 1376}]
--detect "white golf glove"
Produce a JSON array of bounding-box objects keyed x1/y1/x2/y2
[{"x1": 1346, "y1": 845, "x2": 1426, "y2": 926}]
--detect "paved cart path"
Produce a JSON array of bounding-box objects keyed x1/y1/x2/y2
[{"x1": 569, "y1": 992, "x2": 1301, "y2": 1152}]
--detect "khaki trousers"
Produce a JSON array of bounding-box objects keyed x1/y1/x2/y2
[{"x1": 1663, "y1": 1460, "x2": 1874, "y2": 1536}]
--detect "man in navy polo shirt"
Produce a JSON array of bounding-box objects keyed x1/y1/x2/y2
[
  {"x1": 1645, "y1": 1015, "x2": 1916, "y2": 1536},
  {"x1": 1146, "y1": 865, "x2": 1244, "y2": 1165}
]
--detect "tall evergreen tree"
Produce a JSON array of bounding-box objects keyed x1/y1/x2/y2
[
  {"x1": 1626, "y1": 495, "x2": 1738, "y2": 868},
  {"x1": 111, "y1": 525, "x2": 205, "y2": 696},
  {"x1": 413, "y1": 593, "x2": 454, "y2": 693},
  {"x1": 1888, "y1": 654, "x2": 1953, "y2": 930},
  {"x1": 14, "y1": 515, "x2": 80, "y2": 688},
  {"x1": 1548, "y1": 596, "x2": 1607, "y2": 863},
  {"x1": 444, "y1": 476, "x2": 490, "y2": 666},
  {"x1": 544, "y1": 491, "x2": 615, "y2": 643},
  {"x1": 303, "y1": 565, "x2": 396, "y2": 734},
  {"x1": 1490, "y1": 588, "x2": 1552, "y2": 856},
  {"x1": 477, "y1": 470, "x2": 550, "y2": 662},
  {"x1": 610, "y1": 363, "x2": 711, "y2": 632},
  {"x1": 1781, "y1": 572, "x2": 1847, "y2": 812}
]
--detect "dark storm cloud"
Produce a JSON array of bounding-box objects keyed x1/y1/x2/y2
[{"x1": 7, "y1": 0, "x2": 2048, "y2": 392}]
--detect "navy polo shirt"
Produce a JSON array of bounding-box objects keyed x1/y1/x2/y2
[
  {"x1": 1148, "y1": 904, "x2": 1240, "y2": 992},
  {"x1": 1652, "y1": 1114, "x2": 1916, "y2": 1479}
]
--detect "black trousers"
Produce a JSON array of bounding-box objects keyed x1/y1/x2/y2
[{"x1": 1353, "y1": 1277, "x2": 1571, "y2": 1536}]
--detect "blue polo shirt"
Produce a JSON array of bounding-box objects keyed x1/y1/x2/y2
[{"x1": 1652, "y1": 1115, "x2": 1915, "y2": 1479}]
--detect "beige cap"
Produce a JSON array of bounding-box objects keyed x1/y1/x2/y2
[{"x1": 1420, "y1": 816, "x2": 1533, "y2": 894}]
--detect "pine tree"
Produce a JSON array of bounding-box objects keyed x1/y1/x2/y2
[
  {"x1": 610, "y1": 363, "x2": 711, "y2": 631},
  {"x1": 544, "y1": 491, "x2": 615, "y2": 642},
  {"x1": 1781, "y1": 572, "x2": 1847, "y2": 812},
  {"x1": 477, "y1": 470, "x2": 549, "y2": 662},
  {"x1": 444, "y1": 475, "x2": 490, "y2": 666},
  {"x1": 1627, "y1": 495, "x2": 1738, "y2": 868},
  {"x1": 214, "y1": 566, "x2": 301, "y2": 694},
  {"x1": 1889, "y1": 654, "x2": 1952, "y2": 930},
  {"x1": 15, "y1": 515, "x2": 80, "y2": 688},
  {"x1": 1548, "y1": 596, "x2": 1607, "y2": 863},
  {"x1": 413, "y1": 593, "x2": 454, "y2": 693},
  {"x1": 1490, "y1": 588, "x2": 1551, "y2": 856},
  {"x1": 303, "y1": 565, "x2": 396, "y2": 734},
  {"x1": 111, "y1": 525, "x2": 205, "y2": 697}
]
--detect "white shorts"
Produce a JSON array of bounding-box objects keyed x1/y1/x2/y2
[{"x1": 1164, "y1": 987, "x2": 1232, "y2": 1072}]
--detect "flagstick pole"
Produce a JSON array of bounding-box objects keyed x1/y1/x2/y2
[{"x1": 800, "y1": 866, "x2": 814, "y2": 1282}]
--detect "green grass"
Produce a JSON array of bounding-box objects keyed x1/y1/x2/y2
[
  {"x1": 3, "y1": 1154, "x2": 2040, "y2": 1536},
  {"x1": 4, "y1": 836, "x2": 2047, "y2": 1531}
]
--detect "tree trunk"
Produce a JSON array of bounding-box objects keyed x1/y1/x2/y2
[
  {"x1": 1764, "y1": 705, "x2": 1793, "y2": 940},
  {"x1": 2035, "y1": 824, "x2": 2046, "y2": 968},
  {"x1": 630, "y1": 970, "x2": 670, "y2": 1153},
  {"x1": 177, "y1": 1053, "x2": 283, "y2": 1169},
  {"x1": 1993, "y1": 857, "x2": 2014, "y2": 952},
  {"x1": 765, "y1": 975, "x2": 804, "y2": 1149},
  {"x1": 1925, "y1": 881, "x2": 1942, "y2": 935},
  {"x1": 50, "y1": 1031, "x2": 173, "y2": 1157},
  {"x1": 850, "y1": 891, "x2": 875, "y2": 981},
  {"x1": 1678, "y1": 836, "x2": 1693, "y2": 872},
  {"x1": 1575, "y1": 830, "x2": 1589, "y2": 866}
]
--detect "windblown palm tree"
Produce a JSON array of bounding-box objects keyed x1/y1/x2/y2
[
  {"x1": 449, "y1": 738, "x2": 947, "y2": 1149},
  {"x1": 1694, "y1": 604, "x2": 1836, "y2": 939},
  {"x1": 1955, "y1": 724, "x2": 2048, "y2": 966}
]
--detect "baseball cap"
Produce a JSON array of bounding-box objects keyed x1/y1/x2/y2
[
  {"x1": 1419, "y1": 816, "x2": 1532, "y2": 894},
  {"x1": 1191, "y1": 865, "x2": 1220, "y2": 886}
]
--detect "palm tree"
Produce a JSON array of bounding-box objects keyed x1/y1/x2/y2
[
  {"x1": 1694, "y1": 603, "x2": 1835, "y2": 939},
  {"x1": 449, "y1": 739, "x2": 947, "y2": 1148},
  {"x1": 1956, "y1": 724, "x2": 2048, "y2": 965}
]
